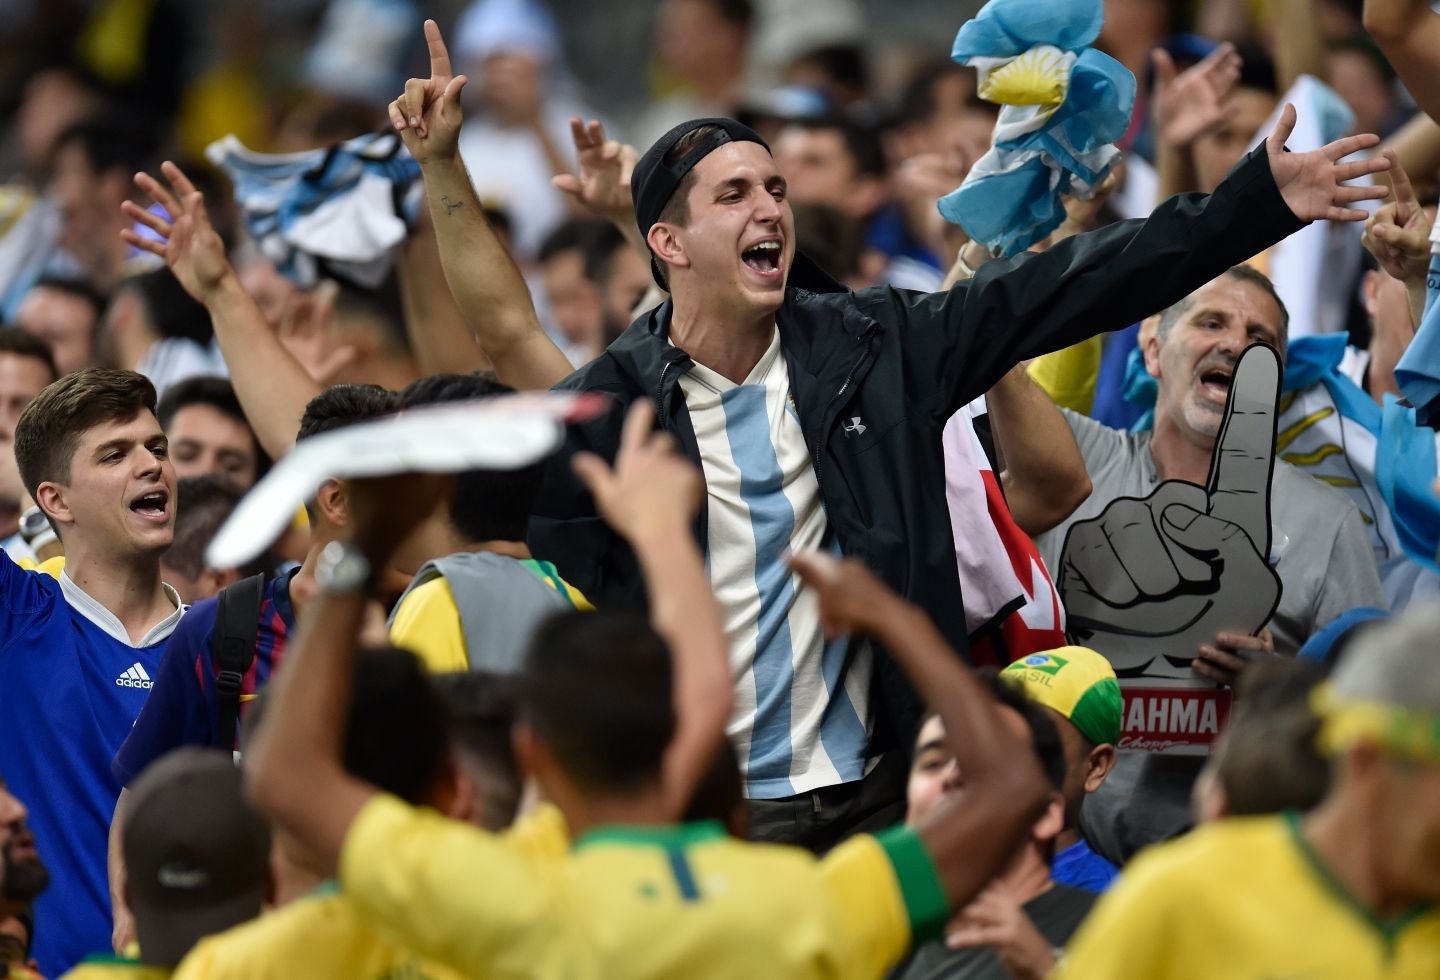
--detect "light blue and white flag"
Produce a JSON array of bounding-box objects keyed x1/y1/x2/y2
[
  {"x1": 206, "y1": 130, "x2": 423, "y2": 290},
  {"x1": 939, "y1": 0, "x2": 1134, "y2": 256}
]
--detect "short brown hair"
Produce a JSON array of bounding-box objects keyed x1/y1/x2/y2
[
  {"x1": 654, "y1": 124, "x2": 726, "y2": 230},
  {"x1": 15, "y1": 369, "x2": 158, "y2": 498}
]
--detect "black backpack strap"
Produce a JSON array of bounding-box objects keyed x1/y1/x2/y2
[{"x1": 211, "y1": 573, "x2": 267, "y2": 752}]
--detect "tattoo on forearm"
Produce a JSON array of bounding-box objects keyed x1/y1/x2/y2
[{"x1": 441, "y1": 195, "x2": 464, "y2": 216}]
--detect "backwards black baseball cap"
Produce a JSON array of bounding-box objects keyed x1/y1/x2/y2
[{"x1": 631, "y1": 117, "x2": 844, "y2": 294}]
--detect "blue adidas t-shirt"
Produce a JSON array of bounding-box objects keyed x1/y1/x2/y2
[
  {"x1": 113, "y1": 567, "x2": 298, "y2": 786},
  {"x1": 0, "y1": 552, "x2": 182, "y2": 977}
]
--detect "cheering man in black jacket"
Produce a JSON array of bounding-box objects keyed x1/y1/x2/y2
[{"x1": 389, "y1": 19, "x2": 1389, "y2": 848}]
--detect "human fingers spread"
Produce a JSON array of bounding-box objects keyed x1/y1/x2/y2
[
  {"x1": 1334, "y1": 154, "x2": 1392, "y2": 183},
  {"x1": 134, "y1": 170, "x2": 182, "y2": 218},
  {"x1": 1323, "y1": 131, "x2": 1380, "y2": 161},
  {"x1": 119, "y1": 228, "x2": 167, "y2": 258},
  {"x1": 121, "y1": 200, "x2": 171, "y2": 238},
  {"x1": 160, "y1": 161, "x2": 200, "y2": 200},
  {"x1": 1385, "y1": 149, "x2": 1418, "y2": 220}
]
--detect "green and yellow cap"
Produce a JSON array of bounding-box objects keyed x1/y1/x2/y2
[{"x1": 1001, "y1": 646, "x2": 1123, "y2": 748}]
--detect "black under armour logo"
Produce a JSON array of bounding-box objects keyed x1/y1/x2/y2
[{"x1": 842, "y1": 416, "x2": 866, "y2": 436}]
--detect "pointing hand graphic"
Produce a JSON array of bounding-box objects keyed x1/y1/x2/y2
[{"x1": 1058, "y1": 343, "x2": 1283, "y2": 678}]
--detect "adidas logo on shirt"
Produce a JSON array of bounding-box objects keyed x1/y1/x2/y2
[{"x1": 115, "y1": 663, "x2": 153, "y2": 690}]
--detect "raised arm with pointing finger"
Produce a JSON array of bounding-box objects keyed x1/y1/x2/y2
[{"x1": 389, "y1": 20, "x2": 574, "y2": 393}]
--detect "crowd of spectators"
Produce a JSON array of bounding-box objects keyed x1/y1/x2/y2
[{"x1": 0, "y1": 0, "x2": 1438, "y2": 977}]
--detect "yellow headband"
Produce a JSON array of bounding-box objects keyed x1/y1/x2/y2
[{"x1": 1312, "y1": 683, "x2": 1440, "y2": 762}]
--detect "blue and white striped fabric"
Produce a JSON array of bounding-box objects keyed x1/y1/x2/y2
[
  {"x1": 206, "y1": 130, "x2": 423, "y2": 289},
  {"x1": 939, "y1": 0, "x2": 1134, "y2": 257},
  {"x1": 677, "y1": 332, "x2": 871, "y2": 799}
]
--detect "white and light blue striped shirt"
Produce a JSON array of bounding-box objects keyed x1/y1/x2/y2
[{"x1": 678, "y1": 331, "x2": 872, "y2": 799}]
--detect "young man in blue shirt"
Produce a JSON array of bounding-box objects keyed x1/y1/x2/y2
[
  {"x1": 0, "y1": 369, "x2": 182, "y2": 976},
  {"x1": 107, "y1": 383, "x2": 397, "y2": 951}
]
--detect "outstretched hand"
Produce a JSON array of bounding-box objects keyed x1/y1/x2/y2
[
  {"x1": 573, "y1": 401, "x2": 702, "y2": 543},
  {"x1": 121, "y1": 161, "x2": 233, "y2": 302},
  {"x1": 1363, "y1": 149, "x2": 1433, "y2": 286},
  {"x1": 552, "y1": 118, "x2": 639, "y2": 222},
  {"x1": 389, "y1": 19, "x2": 469, "y2": 165},
  {"x1": 1267, "y1": 104, "x2": 1390, "y2": 223},
  {"x1": 1152, "y1": 42, "x2": 1242, "y2": 148}
]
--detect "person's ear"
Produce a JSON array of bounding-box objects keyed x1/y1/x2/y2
[
  {"x1": 1142, "y1": 315, "x2": 1163, "y2": 379},
  {"x1": 647, "y1": 223, "x2": 689, "y2": 277},
  {"x1": 35, "y1": 481, "x2": 73, "y2": 530},
  {"x1": 1361, "y1": 269, "x2": 1381, "y2": 319},
  {"x1": 1033, "y1": 791, "x2": 1066, "y2": 842},
  {"x1": 315, "y1": 478, "x2": 348, "y2": 528},
  {"x1": 1084, "y1": 743, "x2": 1117, "y2": 793}
]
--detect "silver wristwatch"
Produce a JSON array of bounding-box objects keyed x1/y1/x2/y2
[{"x1": 314, "y1": 540, "x2": 373, "y2": 595}]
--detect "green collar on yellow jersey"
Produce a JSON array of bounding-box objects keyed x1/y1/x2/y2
[
  {"x1": 1284, "y1": 810, "x2": 1435, "y2": 946},
  {"x1": 575, "y1": 820, "x2": 728, "y2": 851}
]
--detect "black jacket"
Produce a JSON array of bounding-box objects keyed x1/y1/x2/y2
[{"x1": 529, "y1": 145, "x2": 1303, "y2": 744}]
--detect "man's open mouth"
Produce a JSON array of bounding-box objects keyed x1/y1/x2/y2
[
  {"x1": 129, "y1": 490, "x2": 169, "y2": 520},
  {"x1": 1199, "y1": 367, "x2": 1233, "y2": 400},
  {"x1": 741, "y1": 239, "x2": 782, "y2": 276}
]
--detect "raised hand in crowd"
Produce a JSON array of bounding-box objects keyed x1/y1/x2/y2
[
  {"x1": 553, "y1": 118, "x2": 640, "y2": 227},
  {"x1": 1265, "y1": 104, "x2": 1390, "y2": 222},
  {"x1": 388, "y1": 19, "x2": 469, "y2": 163},
  {"x1": 122, "y1": 163, "x2": 232, "y2": 303},
  {"x1": 390, "y1": 19, "x2": 572, "y2": 392},
  {"x1": 1152, "y1": 42, "x2": 1242, "y2": 149},
  {"x1": 121, "y1": 162, "x2": 320, "y2": 458},
  {"x1": 1363, "y1": 149, "x2": 1433, "y2": 327}
]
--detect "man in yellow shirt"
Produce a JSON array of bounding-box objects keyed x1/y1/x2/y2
[
  {"x1": 386, "y1": 372, "x2": 591, "y2": 674},
  {"x1": 1054, "y1": 605, "x2": 1440, "y2": 978},
  {"x1": 244, "y1": 401, "x2": 1053, "y2": 979},
  {"x1": 173, "y1": 648, "x2": 496, "y2": 980}
]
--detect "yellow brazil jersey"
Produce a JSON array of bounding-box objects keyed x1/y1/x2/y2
[
  {"x1": 389, "y1": 559, "x2": 594, "y2": 674},
  {"x1": 171, "y1": 882, "x2": 467, "y2": 980},
  {"x1": 340, "y1": 794, "x2": 948, "y2": 979},
  {"x1": 1054, "y1": 811, "x2": 1440, "y2": 979},
  {"x1": 389, "y1": 577, "x2": 469, "y2": 672},
  {"x1": 60, "y1": 952, "x2": 170, "y2": 979}
]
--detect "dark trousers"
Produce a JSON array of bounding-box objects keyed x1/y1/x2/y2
[{"x1": 744, "y1": 751, "x2": 908, "y2": 854}]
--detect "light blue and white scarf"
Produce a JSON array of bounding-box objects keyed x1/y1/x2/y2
[
  {"x1": 939, "y1": 0, "x2": 1135, "y2": 256},
  {"x1": 206, "y1": 130, "x2": 423, "y2": 290}
]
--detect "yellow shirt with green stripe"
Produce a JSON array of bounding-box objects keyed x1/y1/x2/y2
[
  {"x1": 1054, "y1": 811, "x2": 1440, "y2": 979},
  {"x1": 60, "y1": 953, "x2": 170, "y2": 979},
  {"x1": 171, "y1": 882, "x2": 468, "y2": 980},
  {"x1": 173, "y1": 806, "x2": 569, "y2": 980},
  {"x1": 390, "y1": 558, "x2": 592, "y2": 674},
  {"x1": 339, "y1": 793, "x2": 948, "y2": 979}
]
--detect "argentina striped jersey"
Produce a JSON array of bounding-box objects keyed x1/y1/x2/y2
[{"x1": 677, "y1": 331, "x2": 872, "y2": 799}]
